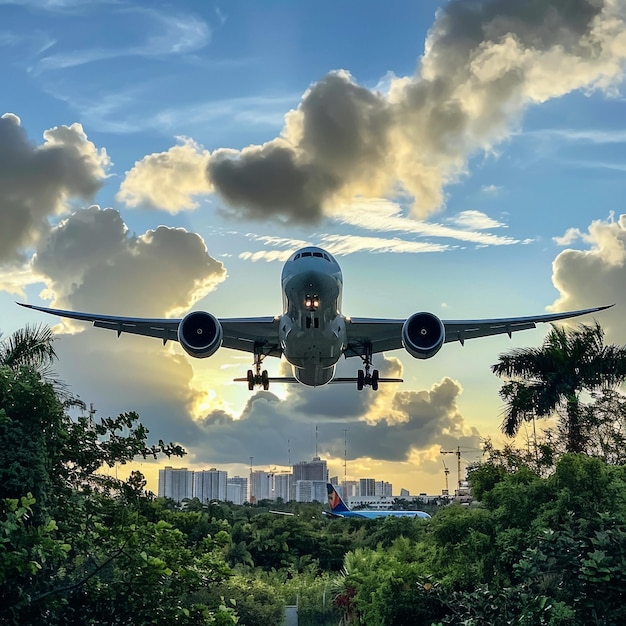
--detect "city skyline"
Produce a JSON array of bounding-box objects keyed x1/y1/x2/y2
[{"x1": 156, "y1": 454, "x2": 449, "y2": 505}]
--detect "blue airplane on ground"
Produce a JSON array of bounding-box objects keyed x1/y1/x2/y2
[{"x1": 325, "y1": 483, "x2": 431, "y2": 519}]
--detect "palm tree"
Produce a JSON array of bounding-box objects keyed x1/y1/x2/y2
[
  {"x1": 491, "y1": 321, "x2": 626, "y2": 453},
  {"x1": 0, "y1": 323, "x2": 60, "y2": 386}
]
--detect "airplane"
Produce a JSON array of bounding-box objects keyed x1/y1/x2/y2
[
  {"x1": 17, "y1": 245, "x2": 612, "y2": 391},
  {"x1": 325, "y1": 483, "x2": 431, "y2": 519}
]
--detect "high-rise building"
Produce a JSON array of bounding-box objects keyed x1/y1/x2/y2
[
  {"x1": 227, "y1": 476, "x2": 249, "y2": 504},
  {"x1": 273, "y1": 473, "x2": 292, "y2": 502},
  {"x1": 292, "y1": 457, "x2": 328, "y2": 500},
  {"x1": 359, "y1": 478, "x2": 376, "y2": 497},
  {"x1": 343, "y1": 480, "x2": 358, "y2": 498},
  {"x1": 158, "y1": 466, "x2": 193, "y2": 503},
  {"x1": 375, "y1": 481, "x2": 393, "y2": 497},
  {"x1": 194, "y1": 468, "x2": 227, "y2": 502},
  {"x1": 295, "y1": 480, "x2": 327, "y2": 503},
  {"x1": 250, "y1": 470, "x2": 273, "y2": 503}
]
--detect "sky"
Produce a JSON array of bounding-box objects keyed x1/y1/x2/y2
[{"x1": 1, "y1": 0, "x2": 626, "y2": 497}]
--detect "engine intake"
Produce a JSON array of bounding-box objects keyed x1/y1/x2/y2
[
  {"x1": 178, "y1": 311, "x2": 223, "y2": 358},
  {"x1": 402, "y1": 312, "x2": 445, "y2": 360}
]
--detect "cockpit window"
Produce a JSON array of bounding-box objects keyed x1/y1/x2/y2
[
  {"x1": 294, "y1": 253, "x2": 300, "y2": 259},
  {"x1": 313, "y1": 252, "x2": 323, "y2": 257},
  {"x1": 302, "y1": 252, "x2": 312, "y2": 257},
  {"x1": 323, "y1": 253, "x2": 329, "y2": 261}
]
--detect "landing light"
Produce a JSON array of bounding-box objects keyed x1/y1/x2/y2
[{"x1": 305, "y1": 294, "x2": 320, "y2": 311}]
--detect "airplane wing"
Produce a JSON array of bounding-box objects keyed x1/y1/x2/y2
[
  {"x1": 345, "y1": 304, "x2": 614, "y2": 357},
  {"x1": 16, "y1": 303, "x2": 281, "y2": 356}
]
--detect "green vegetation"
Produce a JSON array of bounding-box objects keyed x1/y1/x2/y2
[
  {"x1": 3, "y1": 322, "x2": 626, "y2": 624},
  {"x1": 492, "y1": 321, "x2": 626, "y2": 452}
]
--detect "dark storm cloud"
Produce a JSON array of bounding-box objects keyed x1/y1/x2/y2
[
  {"x1": 203, "y1": 0, "x2": 623, "y2": 223},
  {"x1": 0, "y1": 114, "x2": 108, "y2": 264}
]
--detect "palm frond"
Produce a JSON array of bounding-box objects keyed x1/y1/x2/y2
[{"x1": 0, "y1": 323, "x2": 59, "y2": 381}]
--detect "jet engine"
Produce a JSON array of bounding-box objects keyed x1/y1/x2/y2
[
  {"x1": 402, "y1": 312, "x2": 445, "y2": 359},
  {"x1": 178, "y1": 311, "x2": 223, "y2": 358}
]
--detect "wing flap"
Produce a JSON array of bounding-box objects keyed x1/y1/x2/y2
[
  {"x1": 93, "y1": 319, "x2": 179, "y2": 342},
  {"x1": 220, "y1": 318, "x2": 281, "y2": 356},
  {"x1": 345, "y1": 318, "x2": 405, "y2": 356}
]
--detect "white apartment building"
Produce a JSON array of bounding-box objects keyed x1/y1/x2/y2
[
  {"x1": 158, "y1": 467, "x2": 194, "y2": 502},
  {"x1": 273, "y1": 473, "x2": 292, "y2": 502},
  {"x1": 250, "y1": 470, "x2": 273, "y2": 502},
  {"x1": 194, "y1": 468, "x2": 227, "y2": 502}
]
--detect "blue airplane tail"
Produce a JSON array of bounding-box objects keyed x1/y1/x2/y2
[{"x1": 326, "y1": 483, "x2": 351, "y2": 513}]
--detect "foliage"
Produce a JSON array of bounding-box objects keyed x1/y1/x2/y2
[
  {"x1": 0, "y1": 354, "x2": 235, "y2": 625},
  {"x1": 197, "y1": 574, "x2": 284, "y2": 626},
  {"x1": 0, "y1": 324, "x2": 58, "y2": 382},
  {"x1": 5, "y1": 323, "x2": 626, "y2": 624},
  {"x1": 277, "y1": 568, "x2": 338, "y2": 626},
  {"x1": 492, "y1": 321, "x2": 626, "y2": 452}
]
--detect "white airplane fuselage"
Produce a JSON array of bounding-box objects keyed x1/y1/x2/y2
[{"x1": 279, "y1": 247, "x2": 346, "y2": 386}]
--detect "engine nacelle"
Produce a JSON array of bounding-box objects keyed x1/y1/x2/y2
[
  {"x1": 178, "y1": 311, "x2": 223, "y2": 358},
  {"x1": 402, "y1": 312, "x2": 445, "y2": 360}
]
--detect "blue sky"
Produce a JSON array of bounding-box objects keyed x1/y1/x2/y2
[{"x1": 2, "y1": 0, "x2": 626, "y2": 495}]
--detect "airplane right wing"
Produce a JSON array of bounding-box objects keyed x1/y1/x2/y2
[
  {"x1": 345, "y1": 304, "x2": 614, "y2": 357},
  {"x1": 441, "y1": 305, "x2": 614, "y2": 345}
]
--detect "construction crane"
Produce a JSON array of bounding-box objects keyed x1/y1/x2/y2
[
  {"x1": 440, "y1": 446, "x2": 462, "y2": 493},
  {"x1": 441, "y1": 458, "x2": 450, "y2": 496}
]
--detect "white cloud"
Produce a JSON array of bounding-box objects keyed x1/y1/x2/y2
[
  {"x1": 0, "y1": 114, "x2": 109, "y2": 264},
  {"x1": 550, "y1": 214, "x2": 626, "y2": 343},
  {"x1": 32, "y1": 205, "x2": 226, "y2": 317},
  {"x1": 334, "y1": 199, "x2": 523, "y2": 246},
  {"x1": 481, "y1": 184, "x2": 502, "y2": 194},
  {"x1": 446, "y1": 210, "x2": 507, "y2": 230},
  {"x1": 116, "y1": 137, "x2": 212, "y2": 213},
  {"x1": 33, "y1": 6, "x2": 210, "y2": 73},
  {"x1": 553, "y1": 227, "x2": 585, "y2": 246},
  {"x1": 202, "y1": 0, "x2": 626, "y2": 224}
]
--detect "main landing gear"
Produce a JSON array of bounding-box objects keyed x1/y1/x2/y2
[
  {"x1": 357, "y1": 344, "x2": 379, "y2": 391},
  {"x1": 247, "y1": 352, "x2": 269, "y2": 390}
]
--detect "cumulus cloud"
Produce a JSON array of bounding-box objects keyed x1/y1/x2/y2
[
  {"x1": 0, "y1": 113, "x2": 109, "y2": 264},
  {"x1": 116, "y1": 137, "x2": 212, "y2": 213},
  {"x1": 550, "y1": 214, "x2": 626, "y2": 342},
  {"x1": 194, "y1": 0, "x2": 626, "y2": 224},
  {"x1": 32, "y1": 205, "x2": 227, "y2": 317},
  {"x1": 182, "y1": 353, "x2": 481, "y2": 467}
]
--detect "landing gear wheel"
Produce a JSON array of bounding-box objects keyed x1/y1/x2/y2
[
  {"x1": 261, "y1": 370, "x2": 269, "y2": 390},
  {"x1": 371, "y1": 369, "x2": 379, "y2": 391},
  {"x1": 247, "y1": 369, "x2": 254, "y2": 391},
  {"x1": 357, "y1": 369, "x2": 365, "y2": 391}
]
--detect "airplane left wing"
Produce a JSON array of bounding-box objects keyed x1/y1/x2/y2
[
  {"x1": 16, "y1": 303, "x2": 281, "y2": 355},
  {"x1": 345, "y1": 304, "x2": 613, "y2": 357}
]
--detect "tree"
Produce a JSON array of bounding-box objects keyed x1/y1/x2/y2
[
  {"x1": 491, "y1": 321, "x2": 626, "y2": 452},
  {"x1": 0, "y1": 324, "x2": 58, "y2": 381}
]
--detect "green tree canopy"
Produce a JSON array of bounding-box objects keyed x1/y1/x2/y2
[{"x1": 491, "y1": 321, "x2": 626, "y2": 452}]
